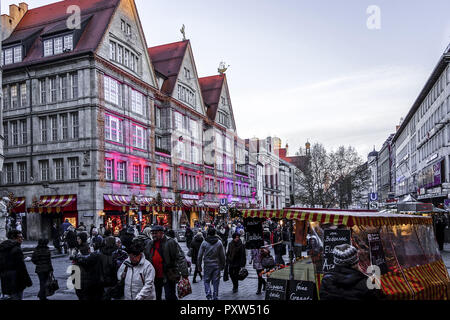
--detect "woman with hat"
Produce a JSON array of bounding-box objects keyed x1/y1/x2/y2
[
  {"x1": 319, "y1": 244, "x2": 382, "y2": 300},
  {"x1": 226, "y1": 232, "x2": 246, "y2": 293}
]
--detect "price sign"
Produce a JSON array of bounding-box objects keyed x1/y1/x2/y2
[
  {"x1": 265, "y1": 278, "x2": 287, "y2": 300},
  {"x1": 322, "y1": 229, "x2": 351, "y2": 272},
  {"x1": 287, "y1": 280, "x2": 315, "y2": 301}
]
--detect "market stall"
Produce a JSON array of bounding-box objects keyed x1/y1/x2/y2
[{"x1": 242, "y1": 208, "x2": 450, "y2": 300}]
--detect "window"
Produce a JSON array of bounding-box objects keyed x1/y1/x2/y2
[
  {"x1": 132, "y1": 125, "x2": 145, "y2": 149},
  {"x1": 54, "y1": 37, "x2": 63, "y2": 55},
  {"x1": 5, "y1": 163, "x2": 14, "y2": 184},
  {"x1": 110, "y1": 41, "x2": 116, "y2": 61},
  {"x1": 3, "y1": 123, "x2": 8, "y2": 147},
  {"x1": 192, "y1": 146, "x2": 199, "y2": 164},
  {"x1": 54, "y1": 159, "x2": 64, "y2": 181},
  {"x1": 157, "y1": 169, "x2": 163, "y2": 186},
  {"x1": 117, "y1": 161, "x2": 126, "y2": 182},
  {"x1": 17, "y1": 162, "x2": 26, "y2": 183},
  {"x1": 61, "y1": 114, "x2": 68, "y2": 140},
  {"x1": 132, "y1": 165, "x2": 140, "y2": 183},
  {"x1": 11, "y1": 85, "x2": 18, "y2": 109},
  {"x1": 50, "y1": 116, "x2": 58, "y2": 141},
  {"x1": 12, "y1": 47, "x2": 20, "y2": 63},
  {"x1": 61, "y1": 75, "x2": 68, "y2": 100},
  {"x1": 3, "y1": 48, "x2": 13, "y2": 64},
  {"x1": 216, "y1": 132, "x2": 223, "y2": 149},
  {"x1": 177, "y1": 84, "x2": 195, "y2": 106},
  {"x1": 71, "y1": 72, "x2": 78, "y2": 99},
  {"x1": 156, "y1": 136, "x2": 162, "y2": 149},
  {"x1": 124, "y1": 49, "x2": 129, "y2": 67},
  {"x1": 174, "y1": 112, "x2": 183, "y2": 131},
  {"x1": 3, "y1": 87, "x2": 9, "y2": 109},
  {"x1": 164, "y1": 170, "x2": 170, "y2": 187},
  {"x1": 104, "y1": 75, "x2": 120, "y2": 105},
  {"x1": 69, "y1": 158, "x2": 79, "y2": 180},
  {"x1": 121, "y1": 20, "x2": 126, "y2": 32},
  {"x1": 20, "y1": 83, "x2": 27, "y2": 107},
  {"x1": 40, "y1": 79, "x2": 46, "y2": 104},
  {"x1": 40, "y1": 117, "x2": 47, "y2": 142},
  {"x1": 184, "y1": 67, "x2": 190, "y2": 79},
  {"x1": 39, "y1": 160, "x2": 49, "y2": 181},
  {"x1": 130, "y1": 52, "x2": 135, "y2": 71},
  {"x1": 176, "y1": 141, "x2": 185, "y2": 160},
  {"x1": 105, "y1": 159, "x2": 113, "y2": 180},
  {"x1": 131, "y1": 90, "x2": 144, "y2": 114},
  {"x1": 118, "y1": 45, "x2": 123, "y2": 64},
  {"x1": 225, "y1": 138, "x2": 231, "y2": 152},
  {"x1": 50, "y1": 77, "x2": 57, "y2": 102},
  {"x1": 44, "y1": 40, "x2": 53, "y2": 56},
  {"x1": 190, "y1": 119, "x2": 198, "y2": 139},
  {"x1": 105, "y1": 114, "x2": 122, "y2": 143},
  {"x1": 64, "y1": 35, "x2": 73, "y2": 51},
  {"x1": 71, "y1": 112, "x2": 79, "y2": 139},
  {"x1": 43, "y1": 35, "x2": 73, "y2": 57},
  {"x1": 20, "y1": 120, "x2": 27, "y2": 145},
  {"x1": 143, "y1": 166, "x2": 151, "y2": 185},
  {"x1": 155, "y1": 107, "x2": 161, "y2": 128},
  {"x1": 11, "y1": 121, "x2": 18, "y2": 146},
  {"x1": 126, "y1": 24, "x2": 131, "y2": 36}
]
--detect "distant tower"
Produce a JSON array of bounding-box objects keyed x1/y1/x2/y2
[{"x1": 305, "y1": 141, "x2": 311, "y2": 156}]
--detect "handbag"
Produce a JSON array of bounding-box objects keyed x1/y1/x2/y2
[
  {"x1": 223, "y1": 263, "x2": 229, "y2": 282},
  {"x1": 187, "y1": 248, "x2": 193, "y2": 258},
  {"x1": 261, "y1": 256, "x2": 275, "y2": 269},
  {"x1": 105, "y1": 265, "x2": 128, "y2": 300},
  {"x1": 237, "y1": 268, "x2": 249, "y2": 281},
  {"x1": 45, "y1": 272, "x2": 59, "y2": 297},
  {"x1": 176, "y1": 277, "x2": 192, "y2": 299}
]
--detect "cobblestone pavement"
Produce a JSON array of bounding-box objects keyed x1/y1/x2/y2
[
  {"x1": 23, "y1": 240, "x2": 287, "y2": 301},
  {"x1": 22, "y1": 241, "x2": 450, "y2": 300}
]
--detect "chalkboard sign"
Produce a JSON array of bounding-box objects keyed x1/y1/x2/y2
[
  {"x1": 322, "y1": 229, "x2": 351, "y2": 272},
  {"x1": 265, "y1": 278, "x2": 287, "y2": 300},
  {"x1": 287, "y1": 280, "x2": 315, "y2": 301},
  {"x1": 244, "y1": 217, "x2": 264, "y2": 249},
  {"x1": 367, "y1": 232, "x2": 388, "y2": 275}
]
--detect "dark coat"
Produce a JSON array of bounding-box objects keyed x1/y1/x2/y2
[
  {"x1": 144, "y1": 235, "x2": 189, "y2": 278},
  {"x1": 31, "y1": 245, "x2": 53, "y2": 274},
  {"x1": 98, "y1": 245, "x2": 117, "y2": 287},
  {"x1": 319, "y1": 265, "x2": 382, "y2": 300},
  {"x1": 226, "y1": 239, "x2": 246, "y2": 268},
  {"x1": 272, "y1": 230, "x2": 286, "y2": 256},
  {"x1": 0, "y1": 240, "x2": 32, "y2": 294},
  {"x1": 120, "y1": 232, "x2": 134, "y2": 250},
  {"x1": 73, "y1": 252, "x2": 104, "y2": 291},
  {"x1": 65, "y1": 230, "x2": 78, "y2": 248},
  {"x1": 190, "y1": 235, "x2": 204, "y2": 266}
]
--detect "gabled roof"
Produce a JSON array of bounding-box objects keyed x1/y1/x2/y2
[
  {"x1": 2, "y1": 0, "x2": 120, "y2": 69},
  {"x1": 198, "y1": 74, "x2": 225, "y2": 121},
  {"x1": 147, "y1": 40, "x2": 189, "y2": 95}
]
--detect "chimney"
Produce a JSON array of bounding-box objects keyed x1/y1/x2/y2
[
  {"x1": 285, "y1": 143, "x2": 289, "y2": 156},
  {"x1": 1, "y1": 3, "x2": 28, "y2": 41}
]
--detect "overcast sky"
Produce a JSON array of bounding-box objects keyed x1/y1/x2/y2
[{"x1": 3, "y1": 0, "x2": 450, "y2": 159}]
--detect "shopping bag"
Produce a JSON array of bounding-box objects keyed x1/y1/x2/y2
[
  {"x1": 237, "y1": 268, "x2": 249, "y2": 281},
  {"x1": 177, "y1": 277, "x2": 192, "y2": 299},
  {"x1": 223, "y1": 263, "x2": 229, "y2": 282},
  {"x1": 45, "y1": 272, "x2": 59, "y2": 297}
]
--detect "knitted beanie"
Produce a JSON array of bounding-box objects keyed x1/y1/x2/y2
[{"x1": 333, "y1": 244, "x2": 359, "y2": 266}]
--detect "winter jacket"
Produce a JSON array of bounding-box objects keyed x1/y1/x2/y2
[
  {"x1": 144, "y1": 235, "x2": 189, "y2": 280},
  {"x1": 61, "y1": 222, "x2": 72, "y2": 233},
  {"x1": 31, "y1": 245, "x2": 53, "y2": 274},
  {"x1": 190, "y1": 234, "x2": 204, "y2": 265},
  {"x1": 117, "y1": 256, "x2": 156, "y2": 300},
  {"x1": 112, "y1": 248, "x2": 129, "y2": 271},
  {"x1": 0, "y1": 240, "x2": 32, "y2": 294},
  {"x1": 98, "y1": 245, "x2": 118, "y2": 287},
  {"x1": 65, "y1": 230, "x2": 78, "y2": 248},
  {"x1": 197, "y1": 235, "x2": 225, "y2": 270},
  {"x1": 272, "y1": 230, "x2": 286, "y2": 256},
  {"x1": 319, "y1": 265, "x2": 382, "y2": 300},
  {"x1": 251, "y1": 249, "x2": 263, "y2": 270},
  {"x1": 226, "y1": 239, "x2": 246, "y2": 268},
  {"x1": 120, "y1": 231, "x2": 134, "y2": 250}
]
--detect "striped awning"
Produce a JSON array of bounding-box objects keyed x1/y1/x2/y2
[
  {"x1": 242, "y1": 208, "x2": 433, "y2": 226},
  {"x1": 204, "y1": 201, "x2": 220, "y2": 208},
  {"x1": 139, "y1": 197, "x2": 154, "y2": 206},
  {"x1": 104, "y1": 195, "x2": 129, "y2": 207},
  {"x1": 182, "y1": 200, "x2": 194, "y2": 207},
  {"x1": 163, "y1": 199, "x2": 174, "y2": 206},
  {"x1": 31, "y1": 195, "x2": 77, "y2": 214},
  {"x1": 11, "y1": 197, "x2": 26, "y2": 213}
]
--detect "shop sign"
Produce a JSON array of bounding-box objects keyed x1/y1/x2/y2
[
  {"x1": 322, "y1": 229, "x2": 351, "y2": 272},
  {"x1": 367, "y1": 232, "x2": 388, "y2": 275},
  {"x1": 182, "y1": 194, "x2": 200, "y2": 200},
  {"x1": 287, "y1": 280, "x2": 315, "y2": 301},
  {"x1": 243, "y1": 217, "x2": 264, "y2": 249},
  {"x1": 418, "y1": 159, "x2": 443, "y2": 189},
  {"x1": 265, "y1": 278, "x2": 287, "y2": 300}
]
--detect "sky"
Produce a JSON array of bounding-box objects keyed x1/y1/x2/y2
[{"x1": 3, "y1": 0, "x2": 450, "y2": 160}]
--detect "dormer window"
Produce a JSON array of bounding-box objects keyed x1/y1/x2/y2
[
  {"x1": 2, "y1": 45, "x2": 22, "y2": 65},
  {"x1": 43, "y1": 34, "x2": 73, "y2": 57},
  {"x1": 217, "y1": 111, "x2": 230, "y2": 128},
  {"x1": 184, "y1": 67, "x2": 190, "y2": 80},
  {"x1": 177, "y1": 84, "x2": 196, "y2": 107}
]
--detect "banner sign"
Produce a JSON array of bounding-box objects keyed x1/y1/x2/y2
[
  {"x1": 322, "y1": 229, "x2": 351, "y2": 272},
  {"x1": 367, "y1": 232, "x2": 388, "y2": 275},
  {"x1": 244, "y1": 217, "x2": 264, "y2": 249}
]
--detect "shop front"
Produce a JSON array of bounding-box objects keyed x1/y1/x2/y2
[
  {"x1": 203, "y1": 201, "x2": 219, "y2": 224},
  {"x1": 417, "y1": 159, "x2": 447, "y2": 206},
  {"x1": 153, "y1": 199, "x2": 176, "y2": 228},
  {"x1": 103, "y1": 195, "x2": 129, "y2": 236},
  {"x1": 138, "y1": 196, "x2": 154, "y2": 232},
  {"x1": 29, "y1": 195, "x2": 77, "y2": 239},
  {"x1": 9, "y1": 197, "x2": 26, "y2": 238}
]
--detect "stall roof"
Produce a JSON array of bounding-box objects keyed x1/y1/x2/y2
[{"x1": 242, "y1": 208, "x2": 432, "y2": 226}]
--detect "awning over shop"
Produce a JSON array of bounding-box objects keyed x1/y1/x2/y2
[
  {"x1": 139, "y1": 197, "x2": 154, "y2": 206},
  {"x1": 30, "y1": 195, "x2": 77, "y2": 214},
  {"x1": 104, "y1": 195, "x2": 129, "y2": 207},
  {"x1": 242, "y1": 208, "x2": 433, "y2": 226},
  {"x1": 10, "y1": 197, "x2": 26, "y2": 213}
]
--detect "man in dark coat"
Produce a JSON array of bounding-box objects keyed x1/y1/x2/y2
[
  {"x1": 190, "y1": 232, "x2": 204, "y2": 283},
  {"x1": 31, "y1": 239, "x2": 54, "y2": 300},
  {"x1": 272, "y1": 226, "x2": 286, "y2": 265},
  {"x1": 185, "y1": 226, "x2": 194, "y2": 249},
  {"x1": 51, "y1": 223, "x2": 62, "y2": 254},
  {"x1": 120, "y1": 226, "x2": 135, "y2": 251},
  {"x1": 226, "y1": 232, "x2": 246, "y2": 293},
  {"x1": 0, "y1": 230, "x2": 32, "y2": 300},
  {"x1": 64, "y1": 226, "x2": 78, "y2": 256},
  {"x1": 320, "y1": 244, "x2": 383, "y2": 300},
  {"x1": 435, "y1": 214, "x2": 448, "y2": 251},
  {"x1": 144, "y1": 225, "x2": 189, "y2": 300}
]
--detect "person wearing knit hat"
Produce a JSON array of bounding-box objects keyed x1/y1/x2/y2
[{"x1": 319, "y1": 243, "x2": 383, "y2": 300}]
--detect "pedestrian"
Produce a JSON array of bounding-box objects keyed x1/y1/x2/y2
[
  {"x1": 31, "y1": 239, "x2": 54, "y2": 300},
  {"x1": 76, "y1": 232, "x2": 90, "y2": 256},
  {"x1": 89, "y1": 228, "x2": 103, "y2": 252},
  {"x1": 226, "y1": 232, "x2": 246, "y2": 293},
  {"x1": 99, "y1": 224, "x2": 106, "y2": 237},
  {"x1": 71, "y1": 246, "x2": 104, "y2": 301},
  {"x1": 218, "y1": 225, "x2": 229, "y2": 251},
  {"x1": 120, "y1": 226, "x2": 135, "y2": 251},
  {"x1": 272, "y1": 226, "x2": 286, "y2": 265},
  {"x1": 166, "y1": 229, "x2": 177, "y2": 242},
  {"x1": 197, "y1": 227, "x2": 225, "y2": 300},
  {"x1": 51, "y1": 223, "x2": 62, "y2": 254},
  {"x1": 190, "y1": 232, "x2": 204, "y2": 283},
  {"x1": 61, "y1": 219, "x2": 72, "y2": 233},
  {"x1": 141, "y1": 226, "x2": 153, "y2": 248},
  {"x1": 319, "y1": 244, "x2": 382, "y2": 300},
  {"x1": 118, "y1": 239, "x2": 156, "y2": 300},
  {"x1": 185, "y1": 225, "x2": 194, "y2": 249},
  {"x1": 435, "y1": 214, "x2": 448, "y2": 251},
  {"x1": 112, "y1": 238, "x2": 129, "y2": 272},
  {"x1": 64, "y1": 226, "x2": 78, "y2": 256},
  {"x1": 77, "y1": 222, "x2": 87, "y2": 232},
  {"x1": 144, "y1": 225, "x2": 189, "y2": 300},
  {"x1": 251, "y1": 248, "x2": 267, "y2": 295},
  {"x1": 99, "y1": 236, "x2": 119, "y2": 300},
  {"x1": 0, "y1": 230, "x2": 32, "y2": 300}
]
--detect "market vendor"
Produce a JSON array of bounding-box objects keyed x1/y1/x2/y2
[{"x1": 319, "y1": 244, "x2": 383, "y2": 300}]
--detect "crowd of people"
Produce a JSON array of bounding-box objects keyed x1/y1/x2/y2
[{"x1": 0, "y1": 217, "x2": 388, "y2": 301}]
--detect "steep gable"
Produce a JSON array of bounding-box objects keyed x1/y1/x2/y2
[{"x1": 96, "y1": 0, "x2": 157, "y2": 87}]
